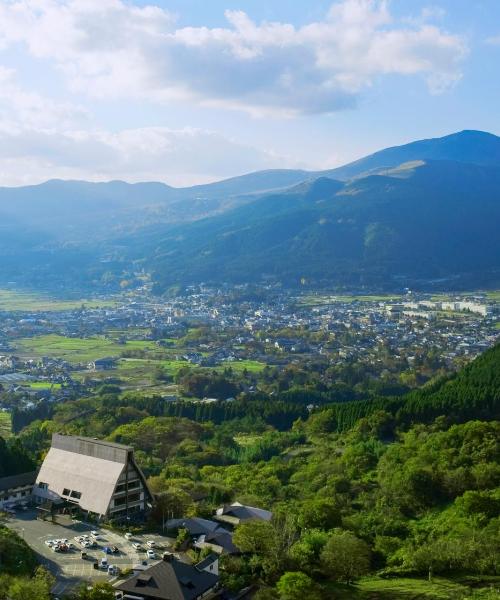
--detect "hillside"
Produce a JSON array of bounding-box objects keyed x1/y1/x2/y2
[
  {"x1": 324, "y1": 129, "x2": 500, "y2": 180},
  {"x1": 149, "y1": 159, "x2": 500, "y2": 291},
  {"x1": 1, "y1": 129, "x2": 500, "y2": 292}
]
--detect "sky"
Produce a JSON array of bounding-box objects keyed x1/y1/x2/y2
[{"x1": 0, "y1": 0, "x2": 499, "y2": 187}]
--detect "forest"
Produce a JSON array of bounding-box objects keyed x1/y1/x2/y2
[{"x1": 1, "y1": 344, "x2": 499, "y2": 598}]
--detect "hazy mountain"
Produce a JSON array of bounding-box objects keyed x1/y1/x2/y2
[
  {"x1": 1, "y1": 129, "x2": 500, "y2": 292},
  {"x1": 0, "y1": 130, "x2": 498, "y2": 241},
  {"x1": 322, "y1": 130, "x2": 500, "y2": 180},
  {"x1": 148, "y1": 159, "x2": 500, "y2": 291}
]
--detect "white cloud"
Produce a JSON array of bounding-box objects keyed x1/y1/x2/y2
[
  {"x1": 0, "y1": 66, "x2": 89, "y2": 129},
  {"x1": 0, "y1": 0, "x2": 467, "y2": 116},
  {"x1": 0, "y1": 124, "x2": 294, "y2": 187}
]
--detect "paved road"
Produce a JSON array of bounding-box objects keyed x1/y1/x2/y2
[{"x1": 6, "y1": 511, "x2": 177, "y2": 596}]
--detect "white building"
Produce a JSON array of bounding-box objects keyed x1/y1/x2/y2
[
  {"x1": 34, "y1": 434, "x2": 153, "y2": 520},
  {"x1": 0, "y1": 471, "x2": 37, "y2": 510}
]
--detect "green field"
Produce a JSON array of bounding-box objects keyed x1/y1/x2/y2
[
  {"x1": 328, "y1": 576, "x2": 499, "y2": 599},
  {"x1": 13, "y1": 335, "x2": 159, "y2": 364},
  {"x1": 26, "y1": 381, "x2": 62, "y2": 390},
  {"x1": 0, "y1": 411, "x2": 12, "y2": 438},
  {"x1": 0, "y1": 289, "x2": 117, "y2": 312},
  {"x1": 219, "y1": 360, "x2": 266, "y2": 373},
  {"x1": 299, "y1": 294, "x2": 402, "y2": 306}
]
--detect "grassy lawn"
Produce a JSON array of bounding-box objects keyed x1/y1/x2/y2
[
  {"x1": 495, "y1": 322, "x2": 500, "y2": 330},
  {"x1": 13, "y1": 335, "x2": 159, "y2": 364},
  {"x1": 327, "y1": 576, "x2": 497, "y2": 599},
  {"x1": 0, "y1": 289, "x2": 117, "y2": 312},
  {"x1": 0, "y1": 411, "x2": 12, "y2": 438}
]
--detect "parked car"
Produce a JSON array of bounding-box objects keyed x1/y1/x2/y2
[
  {"x1": 146, "y1": 540, "x2": 156, "y2": 548},
  {"x1": 146, "y1": 549, "x2": 156, "y2": 559},
  {"x1": 132, "y1": 542, "x2": 142, "y2": 550},
  {"x1": 124, "y1": 532, "x2": 133, "y2": 540}
]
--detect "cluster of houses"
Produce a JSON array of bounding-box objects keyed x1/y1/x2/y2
[{"x1": 165, "y1": 502, "x2": 272, "y2": 557}]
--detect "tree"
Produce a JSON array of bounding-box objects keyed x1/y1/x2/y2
[
  {"x1": 320, "y1": 531, "x2": 371, "y2": 583},
  {"x1": 76, "y1": 581, "x2": 115, "y2": 599},
  {"x1": 276, "y1": 572, "x2": 322, "y2": 600},
  {"x1": 233, "y1": 520, "x2": 274, "y2": 555}
]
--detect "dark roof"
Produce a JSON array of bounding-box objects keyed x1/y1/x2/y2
[
  {"x1": 0, "y1": 471, "x2": 37, "y2": 493},
  {"x1": 203, "y1": 532, "x2": 240, "y2": 555},
  {"x1": 219, "y1": 503, "x2": 272, "y2": 522},
  {"x1": 116, "y1": 558, "x2": 218, "y2": 600},
  {"x1": 166, "y1": 517, "x2": 222, "y2": 537},
  {"x1": 51, "y1": 433, "x2": 132, "y2": 464},
  {"x1": 195, "y1": 553, "x2": 218, "y2": 571}
]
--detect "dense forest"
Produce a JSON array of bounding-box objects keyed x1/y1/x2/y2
[{"x1": 1, "y1": 343, "x2": 498, "y2": 597}]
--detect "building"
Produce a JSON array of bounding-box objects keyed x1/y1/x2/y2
[
  {"x1": 214, "y1": 502, "x2": 272, "y2": 526},
  {"x1": 87, "y1": 357, "x2": 116, "y2": 371},
  {"x1": 34, "y1": 434, "x2": 153, "y2": 520},
  {"x1": 0, "y1": 471, "x2": 37, "y2": 510},
  {"x1": 115, "y1": 554, "x2": 219, "y2": 600}
]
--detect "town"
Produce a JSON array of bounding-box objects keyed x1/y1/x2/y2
[{"x1": 0, "y1": 284, "x2": 499, "y2": 598}]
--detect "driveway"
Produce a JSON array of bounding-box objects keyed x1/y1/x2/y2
[{"x1": 6, "y1": 511, "x2": 184, "y2": 596}]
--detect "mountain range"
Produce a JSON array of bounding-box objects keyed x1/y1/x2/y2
[{"x1": 1, "y1": 129, "x2": 499, "y2": 292}]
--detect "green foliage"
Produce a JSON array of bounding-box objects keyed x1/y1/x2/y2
[
  {"x1": 75, "y1": 581, "x2": 116, "y2": 599},
  {"x1": 0, "y1": 526, "x2": 38, "y2": 576},
  {"x1": 276, "y1": 571, "x2": 322, "y2": 600},
  {"x1": 320, "y1": 531, "x2": 371, "y2": 583}
]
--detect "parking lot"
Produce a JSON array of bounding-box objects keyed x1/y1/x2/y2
[{"x1": 7, "y1": 510, "x2": 179, "y2": 596}]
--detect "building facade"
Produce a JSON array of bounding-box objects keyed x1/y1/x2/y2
[
  {"x1": 0, "y1": 471, "x2": 37, "y2": 510},
  {"x1": 34, "y1": 434, "x2": 153, "y2": 520}
]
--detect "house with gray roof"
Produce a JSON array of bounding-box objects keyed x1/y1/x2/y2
[
  {"x1": 115, "y1": 553, "x2": 219, "y2": 600},
  {"x1": 214, "y1": 502, "x2": 272, "y2": 526},
  {"x1": 0, "y1": 471, "x2": 37, "y2": 509},
  {"x1": 34, "y1": 433, "x2": 153, "y2": 520}
]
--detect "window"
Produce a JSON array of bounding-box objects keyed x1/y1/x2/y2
[
  {"x1": 128, "y1": 480, "x2": 140, "y2": 490},
  {"x1": 70, "y1": 490, "x2": 82, "y2": 499},
  {"x1": 38, "y1": 482, "x2": 48, "y2": 490},
  {"x1": 62, "y1": 488, "x2": 70, "y2": 496}
]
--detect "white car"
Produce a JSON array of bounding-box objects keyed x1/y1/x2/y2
[
  {"x1": 44, "y1": 540, "x2": 53, "y2": 547},
  {"x1": 146, "y1": 540, "x2": 156, "y2": 548},
  {"x1": 146, "y1": 549, "x2": 156, "y2": 559},
  {"x1": 124, "y1": 532, "x2": 133, "y2": 540},
  {"x1": 132, "y1": 542, "x2": 142, "y2": 550}
]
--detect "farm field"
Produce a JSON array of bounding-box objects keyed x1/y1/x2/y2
[
  {"x1": 0, "y1": 289, "x2": 118, "y2": 312},
  {"x1": 12, "y1": 334, "x2": 159, "y2": 364},
  {"x1": 298, "y1": 294, "x2": 402, "y2": 306}
]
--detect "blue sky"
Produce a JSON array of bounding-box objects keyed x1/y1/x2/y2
[{"x1": 0, "y1": 0, "x2": 498, "y2": 186}]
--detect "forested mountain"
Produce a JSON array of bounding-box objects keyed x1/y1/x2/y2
[
  {"x1": 0, "y1": 130, "x2": 500, "y2": 292},
  {"x1": 149, "y1": 159, "x2": 500, "y2": 291}
]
